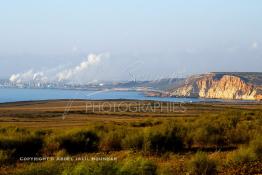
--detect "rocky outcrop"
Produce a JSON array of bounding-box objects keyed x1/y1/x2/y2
[{"x1": 170, "y1": 73, "x2": 262, "y2": 100}]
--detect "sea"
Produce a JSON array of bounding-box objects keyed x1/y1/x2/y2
[{"x1": 0, "y1": 88, "x2": 245, "y2": 103}]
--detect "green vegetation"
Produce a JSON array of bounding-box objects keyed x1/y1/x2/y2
[
  {"x1": 226, "y1": 135, "x2": 262, "y2": 165},
  {"x1": 0, "y1": 128, "x2": 44, "y2": 160},
  {"x1": 187, "y1": 152, "x2": 217, "y2": 175},
  {"x1": 119, "y1": 157, "x2": 157, "y2": 175},
  {"x1": 66, "y1": 161, "x2": 119, "y2": 175},
  {"x1": 0, "y1": 100, "x2": 261, "y2": 174},
  {"x1": 58, "y1": 131, "x2": 99, "y2": 154},
  {"x1": 14, "y1": 157, "x2": 157, "y2": 175},
  {"x1": 15, "y1": 162, "x2": 63, "y2": 175},
  {"x1": 226, "y1": 147, "x2": 256, "y2": 165}
]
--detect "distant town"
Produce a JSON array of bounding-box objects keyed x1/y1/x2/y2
[{"x1": 0, "y1": 79, "x2": 155, "y2": 92}]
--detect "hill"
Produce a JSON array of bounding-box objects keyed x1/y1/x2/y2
[{"x1": 169, "y1": 72, "x2": 262, "y2": 100}]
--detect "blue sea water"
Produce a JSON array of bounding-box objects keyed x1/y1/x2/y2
[{"x1": 0, "y1": 88, "x2": 228, "y2": 103}]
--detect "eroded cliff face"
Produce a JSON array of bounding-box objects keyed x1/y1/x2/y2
[{"x1": 170, "y1": 73, "x2": 262, "y2": 100}]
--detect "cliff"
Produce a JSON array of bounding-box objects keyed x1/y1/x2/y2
[{"x1": 169, "y1": 72, "x2": 262, "y2": 101}]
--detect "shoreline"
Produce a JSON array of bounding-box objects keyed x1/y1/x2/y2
[
  {"x1": 1, "y1": 87, "x2": 261, "y2": 104},
  {"x1": 0, "y1": 98, "x2": 261, "y2": 106}
]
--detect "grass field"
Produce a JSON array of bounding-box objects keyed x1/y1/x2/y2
[{"x1": 0, "y1": 100, "x2": 261, "y2": 175}]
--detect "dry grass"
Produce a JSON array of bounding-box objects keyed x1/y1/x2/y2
[{"x1": 0, "y1": 100, "x2": 261, "y2": 175}]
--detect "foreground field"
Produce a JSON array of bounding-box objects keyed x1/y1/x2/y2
[{"x1": 0, "y1": 100, "x2": 261, "y2": 175}]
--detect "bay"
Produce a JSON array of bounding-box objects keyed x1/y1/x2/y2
[{"x1": 0, "y1": 88, "x2": 227, "y2": 103}]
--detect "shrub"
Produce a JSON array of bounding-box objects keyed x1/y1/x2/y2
[
  {"x1": 129, "y1": 119, "x2": 162, "y2": 127},
  {"x1": 99, "y1": 130, "x2": 123, "y2": 152},
  {"x1": 120, "y1": 157, "x2": 157, "y2": 175},
  {"x1": 226, "y1": 147, "x2": 256, "y2": 165},
  {"x1": 157, "y1": 163, "x2": 185, "y2": 175},
  {"x1": 0, "y1": 150, "x2": 13, "y2": 165},
  {"x1": 227, "y1": 122, "x2": 251, "y2": 145},
  {"x1": 34, "y1": 129, "x2": 52, "y2": 137},
  {"x1": 15, "y1": 162, "x2": 63, "y2": 175},
  {"x1": 143, "y1": 130, "x2": 166, "y2": 153},
  {"x1": 227, "y1": 116, "x2": 240, "y2": 129},
  {"x1": 226, "y1": 135, "x2": 262, "y2": 165},
  {"x1": 64, "y1": 161, "x2": 119, "y2": 175},
  {"x1": 226, "y1": 127, "x2": 250, "y2": 145},
  {"x1": 42, "y1": 140, "x2": 60, "y2": 156},
  {"x1": 249, "y1": 135, "x2": 262, "y2": 159},
  {"x1": 0, "y1": 135, "x2": 44, "y2": 158},
  {"x1": 122, "y1": 131, "x2": 144, "y2": 151},
  {"x1": 143, "y1": 124, "x2": 184, "y2": 153},
  {"x1": 0, "y1": 128, "x2": 45, "y2": 160},
  {"x1": 184, "y1": 131, "x2": 194, "y2": 149},
  {"x1": 163, "y1": 124, "x2": 184, "y2": 152},
  {"x1": 0, "y1": 128, "x2": 7, "y2": 133},
  {"x1": 62, "y1": 157, "x2": 156, "y2": 175},
  {"x1": 193, "y1": 122, "x2": 227, "y2": 147},
  {"x1": 58, "y1": 131, "x2": 99, "y2": 154},
  {"x1": 187, "y1": 152, "x2": 217, "y2": 175},
  {"x1": 123, "y1": 123, "x2": 184, "y2": 154}
]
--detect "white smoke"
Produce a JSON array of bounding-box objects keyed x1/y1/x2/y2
[
  {"x1": 56, "y1": 53, "x2": 105, "y2": 81},
  {"x1": 32, "y1": 72, "x2": 48, "y2": 82},
  {"x1": 9, "y1": 74, "x2": 20, "y2": 82},
  {"x1": 9, "y1": 53, "x2": 109, "y2": 83},
  {"x1": 9, "y1": 70, "x2": 48, "y2": 83}
]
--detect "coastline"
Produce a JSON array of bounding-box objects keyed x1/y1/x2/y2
[{"x1": 1, "y1": 87, "x2": 261, "y2": 104}]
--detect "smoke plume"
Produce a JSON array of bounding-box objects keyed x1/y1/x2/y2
[
  {"x1": 9, "y1": 70, "x2": 48, "y2": 83},
  {"x1": 9, "y1": 53, "x2": 109, "y2": 83},
  {"x1": 56, "y1": 53, "x2": 105, "y2": 81}
]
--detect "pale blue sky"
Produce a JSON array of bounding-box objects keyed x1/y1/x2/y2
[{"x1": 0, "y1": 1, "x2": 261, "y2": 80}]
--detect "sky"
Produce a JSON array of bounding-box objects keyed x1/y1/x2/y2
[{"x1": 0, "y1": 0, "x2": 261, "y2": 82}]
